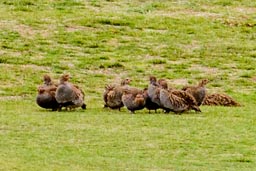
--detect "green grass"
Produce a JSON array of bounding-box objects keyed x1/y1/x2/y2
[
  {"x1": 0, "y1": 0, "x2": 256, "y2": 170},
  {"x1": 1, "y1": 99, "x2": 256, "y2": 171}
]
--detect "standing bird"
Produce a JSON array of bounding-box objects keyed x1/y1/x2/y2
[
  {"x1": 159, "y1": 88, "x2": 190, "y2": 114},
  {"x1": 202, "y1": 93, "x2": 241, "y2": 107},
  {"x1": 182, "y1": 79, "x2": 209, "y2": 106},
  {"x1": 147, "y1": 76, "x2": 161, "y2": 107},
  {"x1": 122, "y1": 88, "x2": 146, "y2": 114},
  {"x1": 143, "y1": 88, "x2": 160, "y2": 113},
  {"x1": 170, "y1": 89, "x2": 201, "y2": 112},
  {"x1": 103, "y1": 78, "x2": 131, "y2": 111},
  {"x1": 36, "y1": 75, "x2": 59, "y2": 111},
  {"x1": 55, "y1": 74, "x2": 86, "y2": 110},
  {"x1": 157, "y1": 77, "x2": 201, "y2": 113},
  {"x1": 147, "y1": 76, "x2": 170, "y2": 113}
]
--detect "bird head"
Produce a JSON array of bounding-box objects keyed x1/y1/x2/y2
[
  {"x1": 158, "y1": 79, "x2": 168, "y2": 89},
  {"x1": 121, "y1": 78, "x2": 131, "y2": 86},
  {"x1": 149, "y1": 76, "x2": 159, "y2": 86},
  {"x1": 60, "y1": 74, "x2": 70, "y2": 83},
  {"x1": 43, "y1": 74, "x2": 52, "y2": 85},
  {"x1": 199, "y1": 79, "x2": 209, "y2": 86}
]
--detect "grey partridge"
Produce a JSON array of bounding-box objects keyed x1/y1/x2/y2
[
  {"x1": 103, "y1": 78, "x2": 131, "y2": 111},
  {"x1": 36, "y1": 75, "x2": 59, "y2": 111},
  {"x1": 55, "y1": 74, "x2": 86, "y2": 110},
  {"x1": 202, "y1": 93, "x2": 241, "y2": 107},
  {"x1": 122, "y1": 88, "x2": 146, "y2": 114},
  {"x1": 182, "y1": 79, "x2": 209, "y2": 106}
]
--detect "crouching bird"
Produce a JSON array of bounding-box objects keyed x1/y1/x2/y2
[
  {"x1": 202, "y1": 93, "x2": 241, "y2": 107},
  {"x1": 152, "y1": 76, "x2": 201, "y2": 113},
  {"x1": 103, "y1": 78, "x2": 131, "y2": 111},
  {"x1": 168, "y1": 89, "x2": 201, "y2": 113},
  {"x1": 36, "y1": 75, "x2": 60, "y2": 111},
  {"x1": 159, "y1": 88, "x2": 191, "y2": 114},
  {"x1": 122, "y1": 88, "x2": 146, "y2": 114},
  {"x1": 55, "y1": 74, "x2": 86, "y2": 110},
  {"x1": 182, "y1": 79, "x2": 209, "y2": 106}
]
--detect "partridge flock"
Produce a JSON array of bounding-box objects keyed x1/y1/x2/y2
[
  {"x1": 36, "y1": 74, "x2": 86, "y2": 111},
  {"x1": 102, "y1": 76, "x2": 241, "y2": 114},
  {"x1": 36, "y1": 74, "x2": 241, "y2": 114}
]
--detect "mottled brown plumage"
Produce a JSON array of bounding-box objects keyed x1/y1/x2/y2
[
  {"x1": 103, "y1": 78, "x2": 131, "y2": 110},
  {"x1": 202, "y1": 93, "x2": 241, "y2": 107},
  {"x1": 170, "y1": 89, "x2": 201, "y2": 112},
  {"x1": 36, "y1": 75, "x2": 59, "y2": 111},
  {"x1": 122, "y1": 89, "x2": 146, "y2": 114},
  {"x1": 182, "y1": 79, "x2": 209, "y2": 106},
  {"x1": 157, "y1": 77, "x2": 201, "y2": 112},
  {"x1": 55, "y1": 74, "x2": 86, "y2": 110},
  {"x1": 158, "y1": 78, "x2": 168, "y2": 90},
  {"x1": 159, "y1": 89, "x2": 190, "y2": 114}
]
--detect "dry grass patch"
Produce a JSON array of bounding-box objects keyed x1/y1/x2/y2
[
  {"x1": 179, "y1": 40, "x2": 202, "y2": 53},
  {"x1": 0, "y1": 96, "x2": 23, "y2": 101},
  {"x1": 65, "y1": 25, "x2": 99, "y2": 33},
  {"x1": 170, "y1": 78, "x2": 188, "y2": 87},
  {"x1": 189, "y1": 64, "x2": 219, "y2": 75},
  {"x1": 232, "y1": 7, "x2": 256, "y2": 15},
  {"x1": 0, "y1": 20, "x2": 54, "y2": 39},
  {"x1": 154, "y1": 7, "x2": 222, "y2": 19}
]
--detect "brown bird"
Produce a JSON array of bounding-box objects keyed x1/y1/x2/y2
[
  {"x1": 103, "y1": 78, "x2": 131, "y2": 111},
  {"x1": 158, "y1": 78, "x2": 201, "y2": 113},
  {"x1": 147, "y1": 76, "x2": 172, "y2": 113},
  {"x1": 36, "y1": 75, "x2": 59, "y2": 111},
  {"x1": 143, "y1": 88, "x2": 160, "y2": 113},
  {"x1": 157, "y1": 78, "x2": 168, "y2": 90},
  {"x1": 170, "y1": 89, "x2": 201, "y2": 112},
  {"x1": 147, "y1": 76, "x2": 162, "y2": 106},
  {"x1": 121, "y1": 88, "x2": 146, "y2": 114},
  {"x1": 159, "y1": 88, "x2": 190, "y2": 114},
  {"x1": 182, "y1": 79, "x2": 209, "y2": 106},
  {"x1": 202, "y1": 93, "x2": 241, "y2": 107},
  {"x1": 55, "y1": 74, "x2": 86, "y2": 110}
]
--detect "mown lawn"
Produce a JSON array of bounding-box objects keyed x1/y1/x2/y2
[
  {"x1": 0, "y1": 0, "x2": 256, "y2": 170},
  {"x1": 1, "y1": 99, "x2": 256, "y2": 171}
]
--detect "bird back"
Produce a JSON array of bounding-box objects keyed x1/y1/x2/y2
[
  {"x1": 56, "y1": 84, "x2": 75, "y2": 103},
  {"x1": 202, "y1": 93, "x2": 241, "y2": 107}
]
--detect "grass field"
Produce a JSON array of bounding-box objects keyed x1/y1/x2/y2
[{"x1": 0, "y1": 0, "x2": 256, "y2": 170}]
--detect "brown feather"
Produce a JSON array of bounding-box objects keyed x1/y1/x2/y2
[
  {"x1": 55, "y1": 74, "x2": 86, "y2": 110},
  {"x1": 202, "y1": 93, "x2": 241, "y2": 107},
  {"x1": 103, "y1": 78, "x2": 131, "y2": 110},
  {"x1": 182, "y1": 79, "x2": 209, "y2": 106},
  {"x1": 122, "y1": 89, "x2": 146, "y2": 114},
  {"x1": 36, "y1": 75, "x2": 59, "y2": 111},
  {"x1": 159, "y1": 89, "x2": 189, "y2": 114}
]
